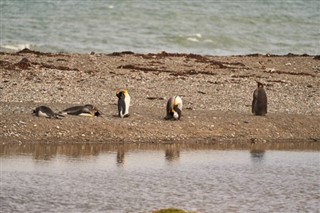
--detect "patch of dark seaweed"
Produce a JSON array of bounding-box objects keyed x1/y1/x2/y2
[
  {"x1": 16, "y1": 48, "x2": 69, "y2": 57},
  {"x1": 264, "y1": 69, "x2": 316, "y2": 77},
  {"x1": 39, "y1": 62, "x2": 79, "y2": 71}
]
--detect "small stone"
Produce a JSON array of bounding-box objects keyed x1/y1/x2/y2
[{"x1": 265, "y1": 68, "x2": 275, "y2": 72}]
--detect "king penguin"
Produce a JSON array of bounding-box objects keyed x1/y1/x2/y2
[
  {"x1": 165, "y1": 96, "x2": 183, "y2": 120},
  {"x1": 33, "y1": 106, "x2": 63, "y2": 119},
  {"x1": 59, "y1": 104, "x2": 101, "y2": 117},
  {"x1": 116, "y1": 90, "x2": 130, "y2": 118},
  {"x1": 252, "y1": 81, "x2": 267, "y2": 116}
]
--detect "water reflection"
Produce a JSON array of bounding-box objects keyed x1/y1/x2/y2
[
  {"x1": 165, "y1": 144, "x2": 180, "y2": 162},
  {"x1": 250, "y1": 144, "x2": 266, "y2": 159},
  {"x1": 1, "y1": 142, "x2": 319, "y2": 213},
  {"x1": 33, "y1": 144, "x2": 57, "y2": 160},
  {"x1": 0, "y1": 141, "x2": 318, "y2": 163},
  {"x1": 250, "y1": 147, "x2": 266, "y2": 164},
  {"x1": 116, "y1": 146, "x2": 126, "y2": 166}
]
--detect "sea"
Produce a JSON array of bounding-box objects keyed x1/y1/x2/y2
[{"x1": 0, "y1": 0, "x2": 319, "y2": 55}]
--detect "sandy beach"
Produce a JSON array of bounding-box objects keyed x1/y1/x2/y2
[{"x1": 0, "y1": 49, "x2": 319, "y2": 144}]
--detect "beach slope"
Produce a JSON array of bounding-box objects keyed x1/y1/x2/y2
[{"x1": 0, "y1": 50, "x2": 319, "y2": 144}]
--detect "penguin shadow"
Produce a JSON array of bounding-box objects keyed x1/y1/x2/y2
[
  {"x1": 164, "y1": 114, "x2": 183, "y2": 121},
  {"x1": 112, "y1": 114, "x2": 130, "y2": 118}
]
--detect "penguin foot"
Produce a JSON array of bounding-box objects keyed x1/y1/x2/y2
[{"x1": 54, "y1": 114, "x2": 65, "y2": 119}]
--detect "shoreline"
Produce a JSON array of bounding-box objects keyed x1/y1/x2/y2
[{"x1": 0, "y1": 50, "x2": 319, "y2": 145}]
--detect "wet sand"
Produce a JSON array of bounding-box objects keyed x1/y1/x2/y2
[{"x1": 0, "y1": 50, "x2": 319, "y2": 144}]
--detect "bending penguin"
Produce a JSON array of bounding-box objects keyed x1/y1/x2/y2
[
  {"x1": 116, "y1": 89, "x2": 130, "y2": 118},
  {"x1": 252, "y1": 81, "x2": 267, "y2": 116},
  {"x1": 165, "y1": 96, "x2": 183, "y2": 120},
  {"x1": 59, "y1": 104, "x2": 101, "y2": 117},
  {"x1": 33, "y1": 105, "x2": 63, "y2": 119}
]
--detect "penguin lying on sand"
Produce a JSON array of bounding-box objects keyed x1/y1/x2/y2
[
  {"x1": 252, "y1": 81, "x2": 267, "y2": 116},
  {"x1": 33, "y1": 106, "x2": 64, "y2": 119},
  {"x1": 165, "y1": 96, "x2": 183, "y2": 120},
  {"x1": 116, "y1": 90, "x2": 130, "y2": 118},
  {"x1": 59, "y1": 104, "x2": 101, "y2": 117}
]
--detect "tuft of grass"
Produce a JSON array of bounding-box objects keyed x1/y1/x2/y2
[{"x1": 152, "y1": 208, "x2": 190, "y2": 213}]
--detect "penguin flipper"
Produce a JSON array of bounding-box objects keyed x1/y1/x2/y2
[
  {"x1": 252, "y1": 90, "x2": 257, "y2": 114},
  {"x1": 60, "y1": 106, "x2": 85, "y2": 115},
  {"x1": 118, "y1": 98, "x2": 127, "y2": 118}
]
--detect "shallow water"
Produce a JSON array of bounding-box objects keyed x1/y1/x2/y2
[
  {"x1": 1, "y1": 143, "x2": 319, "y2": 213},
  {"x1": 1, "y1": 0, "x2": 319, "y2": 55}
]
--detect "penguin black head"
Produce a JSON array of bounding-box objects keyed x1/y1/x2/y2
[
  {"x1": 84, "y1": 104, "x2": 101, "y2": 116},
  {"x1": 83, "y1": 104, "x2": 97, "y2": 111},
  {"x1": 116, "y1": 90, "x2": 128, "y2": 99},
  {"x1": 173, "y1": 106, "x2": 182, "y2": 120},
  {"x1": 116, "y1": 91, "x2": 123, "y2": 99},
  {"x1": 257, "y1": 81, "x2": 264, "y2": 88}
]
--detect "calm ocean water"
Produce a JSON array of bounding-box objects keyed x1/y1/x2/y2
[{"x1": 1, "y1": 0, "x2": 319, "y2": 55}]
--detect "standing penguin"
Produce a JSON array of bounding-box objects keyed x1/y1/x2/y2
[
  {"x1": 165, "y1": 96, "x2": 183, "y2": 120},
  {"x1": 252, "y1": 81, "x2": 267, "y2": 116},
  {"x1": 59, "y1": 104, "x2": 101, "y2": 117},
  {"x1": 116, "y1": 90, "x2": 130, "y2": 118},
  {"x1": 33, "y1": 106, "x2": 63, "y2": 119}
]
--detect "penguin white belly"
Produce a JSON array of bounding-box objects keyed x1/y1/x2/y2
[
  {"x1": 38, "y1": 111, "x2": 49, "y2": 118},
  {"x1": 124, "y1": 94, "x2": 130, "y2": 115},
  {"x1": 174, "y1": 96, "x2": 183, "y2": 110},
  {"x1": 78, "y1": 113, "x2": 94, "y2": 117}
]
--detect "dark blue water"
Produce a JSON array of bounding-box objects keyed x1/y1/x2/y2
[{"x1": 1, "y1": 0, "x2": 319, "y2": 55}]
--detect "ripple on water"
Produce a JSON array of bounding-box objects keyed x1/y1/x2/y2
[{"x1": 0, "y1": 143, "x2": 319, "y2": 213}]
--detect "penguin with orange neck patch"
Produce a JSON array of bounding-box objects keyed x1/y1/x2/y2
[
  {"x1": 59, "y1": 104, "x2": 101, "y2": 117},
  {"x1": 165, "y1": 96, "x2": 183, "y2": 120},
  {"x1": 116, "y1": 90, "x2": 130, "y2": 118},
  {"x1": 252, "y1": 81, "x2": 267, "y2": 116}
]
